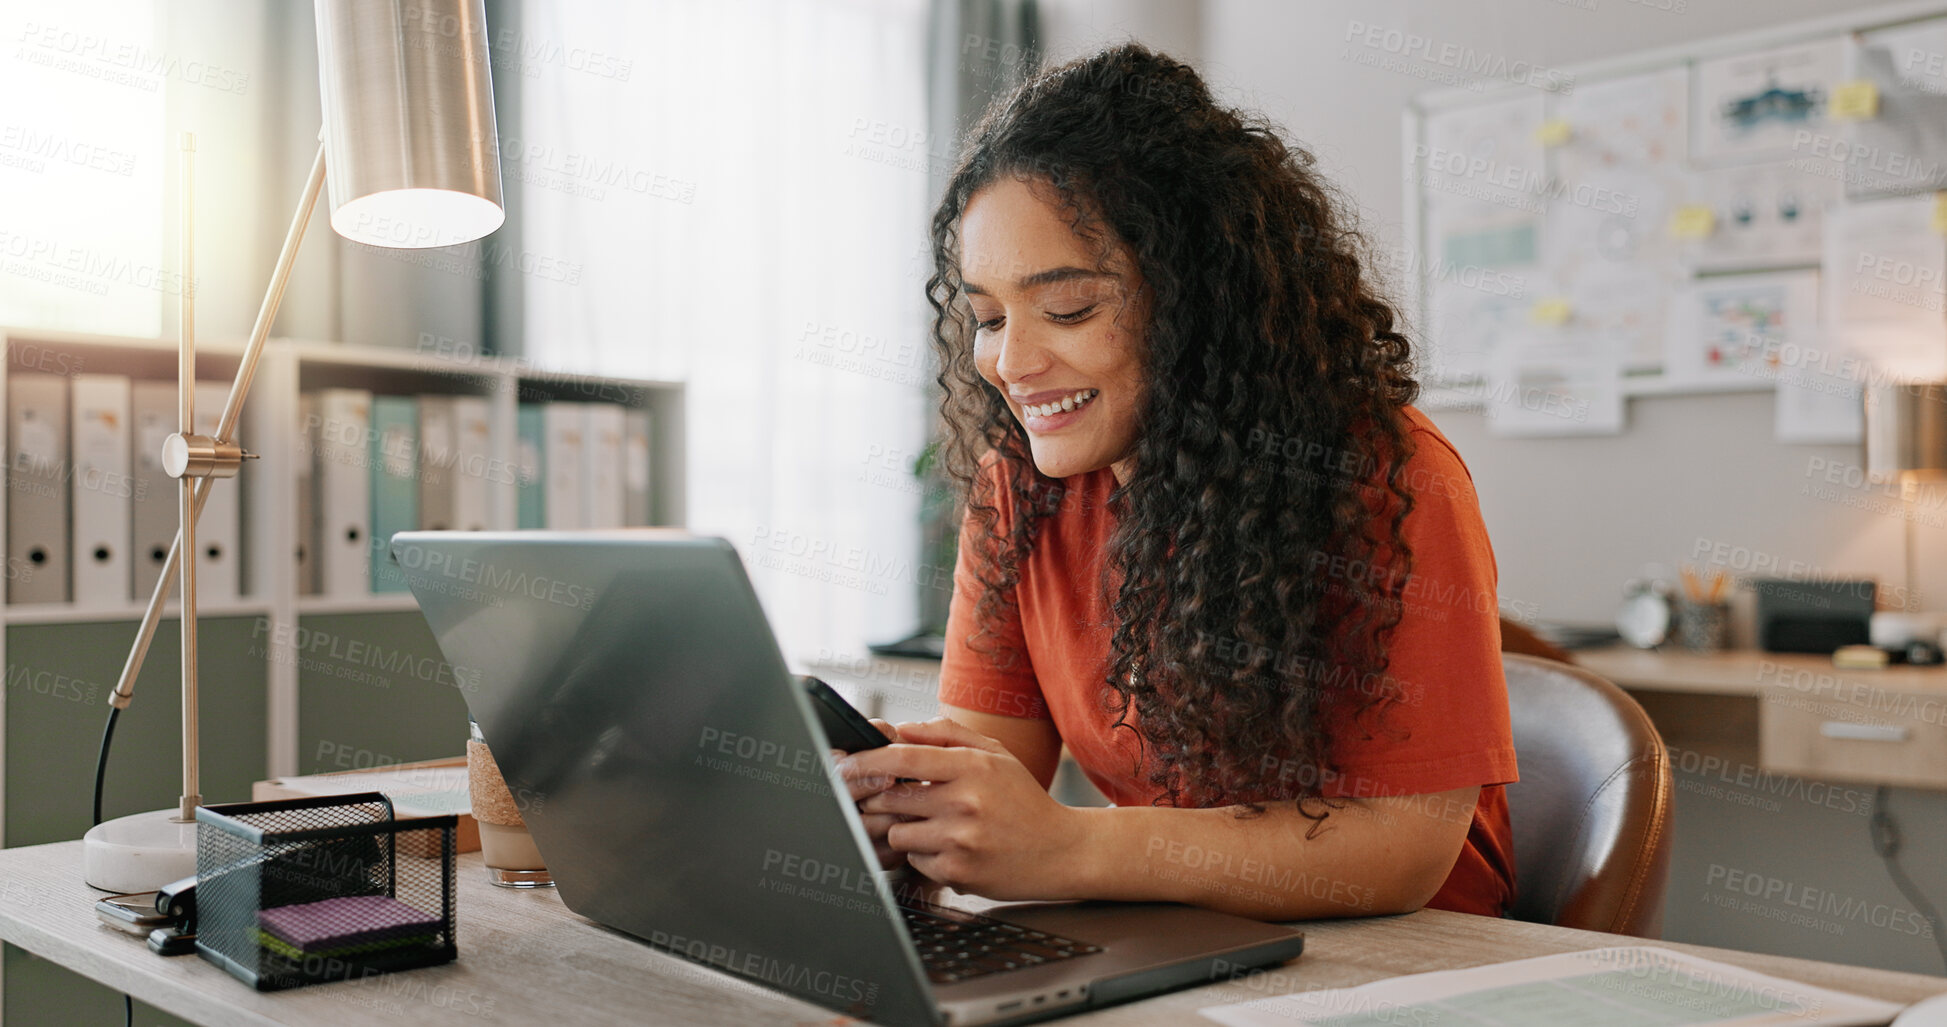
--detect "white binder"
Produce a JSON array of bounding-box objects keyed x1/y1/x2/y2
[
  {"x1": 315, "y1": 388, "x2": 373, "y2": 597},
  {"x1": 450, "y1": 396, "x2": 491, "y2": 532},
  {"x1": 129, "y1": 381, "x2": 179, "y2": 600},
  {"x1": 70, "y1": 374, "x2": 133, "y2": 605},
  {"x1": 581, "y1": 403, "x2": 627, "y2": 530},
  {"x1": 193, "y1": 381, "x2": 242, "y2": 602},
  {"x1": 295, "y1": 393, "x2": 318, "y2": 595},
  {"x1": 417, "y1": 395, "x2": 458, "y2": 531},
  {"x1": 623, "y1": 408, "x2": 652, "y2": 527},
  {"x1": 7, "y1": 373, "x2": 69, "y2": 603},
  {"x1": 542, "y1": 402, "x2": 584, "y2": 530}
]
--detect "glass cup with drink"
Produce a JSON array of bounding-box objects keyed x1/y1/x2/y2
[{"x1": 468, "y1": 716, "x2": 553, "y2": 888}]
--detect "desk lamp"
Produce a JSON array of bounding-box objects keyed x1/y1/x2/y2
[
  {"x1": 82, "y1": 0, "x2": 505, "y2": 893},
  {"x1": 1864, "y1": 380, "x2": 1947, "y2": 616}
]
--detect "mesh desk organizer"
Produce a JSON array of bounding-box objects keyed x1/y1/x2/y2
[{"x1": 195, "y1": 792, "x2": 457, "y2": 989}]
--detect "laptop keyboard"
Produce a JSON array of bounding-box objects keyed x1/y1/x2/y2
[{"x1": 900, "y1": 900, "x2": 1103, "y2": 984}]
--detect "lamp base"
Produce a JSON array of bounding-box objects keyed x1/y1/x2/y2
[{"x1": 82, "y1": 809, "x2": 197, "y2": 893}]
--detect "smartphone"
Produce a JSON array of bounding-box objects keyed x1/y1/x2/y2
[{"x1": 800, "y1": 675, "x2": 891, "y2": 753}]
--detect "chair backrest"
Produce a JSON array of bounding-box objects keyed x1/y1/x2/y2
[{"x1": 1503, "y1": 652, "x2": 1673, "y2": 937}]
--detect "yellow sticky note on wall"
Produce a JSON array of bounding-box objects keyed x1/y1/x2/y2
[
  {"x1": 1529, "y1": 298, "x2": 1572, "y2": 326},
  {"x1": 1829, "y1": 80, "x2": 1880, "y2": 121},
  {"x1": 1933, "y1": 193, "x2": 1947, "y2": 235},
  {"x1": 1535, "y1": 119, "x2": 1573, "y2": 147},
  {"x1": 1670, "y1": 205, "x2": 1715, "y2": 239}
]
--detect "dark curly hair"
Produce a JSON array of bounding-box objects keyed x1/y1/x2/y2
[{"x1": 926, "y1": 43, "x2": 1421, "y2": 814}]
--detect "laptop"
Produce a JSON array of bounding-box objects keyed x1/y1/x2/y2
[{"x1": 393, "y1": 530, "x2": 1305, "y2": 1027}]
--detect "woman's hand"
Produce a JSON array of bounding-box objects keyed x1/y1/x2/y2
[
  {"x1": 833, "y1": 719, "x2": 907, "y2": 869},
  {"x1": 836, "y1": 717, "x2": 1095, "y2": 900}
]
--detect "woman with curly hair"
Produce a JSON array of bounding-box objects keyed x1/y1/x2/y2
[{"x1": 837, "y1": 42, "x2": 1518, "y2": 920}]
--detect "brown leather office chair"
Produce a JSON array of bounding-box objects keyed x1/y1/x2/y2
[
  {"x1": 1499, "y1": 618, "x2": 1574, "y2": 664},
  {"x1": 1502, "y1": 652, "x2": 1673, "y2": 937}
]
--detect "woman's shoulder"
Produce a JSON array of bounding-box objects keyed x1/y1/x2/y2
[
  {"x1": 1397, "y1": 405, "x2": 1470, "y2": 472},
  {"x1": 1391, "y1": 405, "x2": 1478, "y2": 504}
]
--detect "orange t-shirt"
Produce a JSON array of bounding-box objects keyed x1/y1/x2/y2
[{"x1": 937, "y1": 405, "x2": 1519, "y2": 917}]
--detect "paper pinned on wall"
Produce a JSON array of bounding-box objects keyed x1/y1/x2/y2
[
  {"x1": 1548, "y1": 69, "x2": 1689, "y2": 232},
  {"x1": 1664, "y1": 270, "x2": 1820, "y2": 390},
  {"x1": 1837, "y1": 18, "x2": 1947, "y2": 199},
  {"x1": 1426, "y1": 280, "x2": 1535, "y2": 383},
  {"x1": 1423, "y1": 209, "x2": 1546, "y2": 382},
  {"x1": 1198, "y1": 946, "x2": 1904, "y2": 1027},
  {"x1": 1775, "y1": 351, "x2": 1864, "y2": 443},
  {"x1": 1551, "y1": 65, "x2": 1687, "y2": 174},
  {"x1": 1541, "y1": 66, "x2": 1690, "y2": 373},
  {"x1": 1565, "y1": 265, "x2": 1670, "y2": 373},
  {"x1": 1417, "y1": 92, "x2": 1550, "y2": 384},
  {"x1": 1692, "y1": 38, "x2": 1843, "y2": 166},
  {"x1": 1823, "y1": 194, "x2": 1947, "y2": 382},
  {"x1": 1483, "y1": 340, "x2": 1625, "y2": 437},
  {"x1": 1420, "y1": 92, "x2": 1547, "y2": 213},
  {"x1": 1684, "y1": 161, "x2": 1837, "y2": 271}
]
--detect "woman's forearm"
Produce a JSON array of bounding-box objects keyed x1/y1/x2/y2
[
  {"x1": 1063, "y1": 788, "x2": 1479, "y2": 921},
  {"x1": 845, "y1": 718, "x2": 1483, "y2": 918}
]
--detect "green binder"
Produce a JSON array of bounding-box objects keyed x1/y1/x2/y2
[
  {"x1": 517, "y1": 403, "x2": 546, "y2": 530},
  {"x1": 369, "y1": 395, "x2": 419, "y2": 593}
]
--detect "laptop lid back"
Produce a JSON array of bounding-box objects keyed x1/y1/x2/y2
[{"x1": 393, "y1": 530, "x2": 938, "y2": 1026}]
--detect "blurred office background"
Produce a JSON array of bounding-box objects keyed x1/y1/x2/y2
[{"x1": 3, "y1": 1, "x2": 1945, "y2": 1019}]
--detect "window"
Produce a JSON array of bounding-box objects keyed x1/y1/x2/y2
[{"x1": 516, "y1": 0, "x2": 933, "y2": 658}]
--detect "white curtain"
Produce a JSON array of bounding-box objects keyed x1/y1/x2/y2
[{"x1": 517, "y1": 0, "x2": 934, "y2": 663}]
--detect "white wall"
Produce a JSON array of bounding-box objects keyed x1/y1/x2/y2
[
  {"x1": 1037, "y1": 0, "x2": 1200, "y2": 64},
  {"x1": 1044, "y1": 0, "x2": 1939, "y2": 634}
]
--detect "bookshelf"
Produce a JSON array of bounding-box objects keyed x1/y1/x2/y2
[{"x1": 0, "y1": 327, "x2": 686, "y2": 848}]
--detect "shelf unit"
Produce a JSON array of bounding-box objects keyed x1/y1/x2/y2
[{"x1": 0, "y1": 326, "x2": 686, "y2": 847}]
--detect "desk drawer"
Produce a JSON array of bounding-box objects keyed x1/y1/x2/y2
[{"x1": 1759, "y1": 670, "x2": 1947, "y2": 789}]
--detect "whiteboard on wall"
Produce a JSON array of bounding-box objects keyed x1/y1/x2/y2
[{"x1": 1405, "y1": 0, "x2": 1947, "y2": 439}]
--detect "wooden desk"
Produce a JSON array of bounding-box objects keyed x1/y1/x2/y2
[
  {"x1": 1578, "y1": 647, "x2": 1947, "y2": 790},
  {"x1": 1578, "y1": 647, "x2": 1947, "y2": 698},
  {"x1": 0, "y1": 840, "x2": 1940, "y2": 1026}
]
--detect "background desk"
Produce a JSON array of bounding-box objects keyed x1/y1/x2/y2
[
  {"x1": 809, "y1": 648, "x2": 1947, "y2": 982},
  {"x1": 1570, "y1": 647, "x2": 1947, "y2": 978},
  {"x1": 0, "y1": 840, "x2": 1940, "y2": 1026},
  {"x1": 1577, "y1": 648, "x2": 1947, "y2": 791}
]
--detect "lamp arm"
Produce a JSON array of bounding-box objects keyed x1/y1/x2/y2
[
  {"x1": 179, "y1": 132, "x2": 198, "y2": 818},
  {"x1": 109, "y1": 138, "x2": 329, "y2": 711}
]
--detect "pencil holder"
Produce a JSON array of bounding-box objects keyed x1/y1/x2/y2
[
  {"x1": 1676, "y1": 600, "x2": 1730, "y2": 652},
  {"x1": 195, "y1": 792, "x2": 457, "y2": 991}
]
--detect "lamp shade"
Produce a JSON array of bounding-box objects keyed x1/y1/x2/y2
[
  {"x1": 1864, "y1": 380, "x2": 1947, "y2": 481},
  {"x1": 315, "y1": 0, "x2": 505, "y2": 249}
]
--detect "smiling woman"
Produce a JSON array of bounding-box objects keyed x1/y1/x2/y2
[
  {"x1": 959, "y1": 176, "x2": 1149, "y2": 483},
  {"x1": 836, "y1": 43, "x2": 1520, "y2": 923}
]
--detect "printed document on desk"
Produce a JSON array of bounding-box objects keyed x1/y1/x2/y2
[{"x1": 1200, "y1": 946, "x2": 1905, "y2": 1027}]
